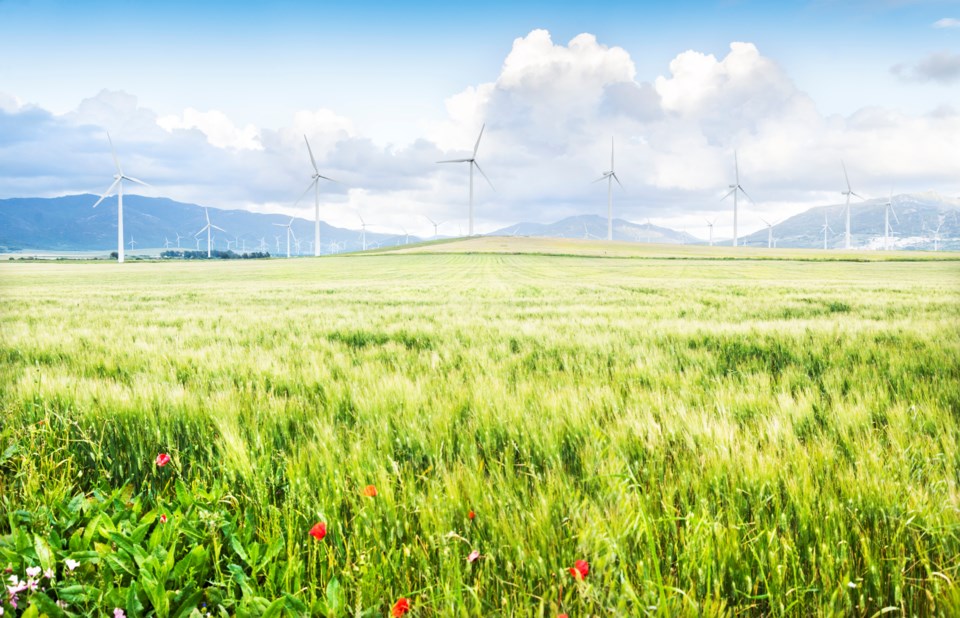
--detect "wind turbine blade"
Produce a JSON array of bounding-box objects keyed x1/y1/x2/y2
[
  {"x1": 612, "y1": 172, "x2": 624, "y2": 190},
  {"x1": 473, "y1": 161, "x2": 495, "y2": 191},
  {"x1": 850, "y1": 191, "x2": 864, "y2": 200},
  {"x1": 841, "y1": 160, "x2": 851, "y2": 192},
  {"x1": 271, "y1": 223, "x2": 287, "y2": 227},
  {"x1": 123, "y1": 176, "x2": 150, "y2": 187},
  {"x1": 891, "y1": 205, "x2": 899, "y2": 225},
  {"x1": 304, "y1": 135, "x2": 319, "y2": 173},
  {"x1": 107, "y1": 132, "x2": 122, "y2": 174},
  {"x1": 293, "y1": 180, "x2": 316, "y2": 206},
  {"x1": 734, "y1": 150, "x2": 739, "y2": 184},
  {"x1": 437, "y1": 158, "x2": 472, "y2": 164},
  {"x1": 316, "y1": 174, "x2": 342, "y2": 184},
  {"x1": 610, "y1": 137, "x2": 614, "y2": 171},
  {"x1": 473, "y1": 123, "x2": 485, "y2": 158},
  {"x1": 739, "y1": 186, "x2": 755, "y2": 203},
  {"x1": 721, "y1": 188, "x2": 736, "y2": 201},
  {"x1": 591, "y1": 174, "x2": 609, "y2": 184},
  {"x1": 92, "y1": 179, "x2": 121, "y2": 207},
  {"x1": 289, "y1": 228, "x2": 298, "y2": 243},
  {"x1": 195, "y1": 225, "x2": 209, "y2": 237},
  {"x1": 212, "y1": 225, "x2": 227, "y2": 233}
]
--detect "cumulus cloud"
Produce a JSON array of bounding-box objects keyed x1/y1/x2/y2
[
  {"x1": 157, "y1": 108, "x2": 263, "y2": 151},
  {"x1": 933, "y1": 17, "x2": 960, "y2": 28},
  {"x1": 892, "y1": 51, "x2": 960, "y2": 83}
]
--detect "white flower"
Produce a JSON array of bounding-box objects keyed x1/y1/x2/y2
[
  {"x1": 43, "y1": 568, "x2": 54, "y2": 580},
  {"x1": 25, "y1": 567, "x2": 41, "y2": 579},
  {"x1": 64, "y1": 559, "x2": 80, "y2": 572}
]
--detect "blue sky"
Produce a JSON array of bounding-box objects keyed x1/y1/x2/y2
[{"x1": 1, "y1": 0, "x2": 958, "y2": 237}]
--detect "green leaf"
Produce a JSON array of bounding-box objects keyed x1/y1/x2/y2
[
  {"x1": 175, "y1": 480, "x2": 194, "y2": 508},
  {"x1": 21, "y1": 603, "x2": 40, "y2": 618},
  {"x1": 27, "y1": 591, "x2": 68, "y2": 618},
  {"x1": 126, "y1": 580, "x2": 146, "y2": 618},
  {"x1": 0, "y1": 441, "x2": 18, "y2": 465},
  {"x1": 283, "y1": 593, "x2": 308, "y2": 613},
  {"x1": 34, "y1": 534, "x2": 55, "y2": 571},
  {"x1": 140, "y1": 567, "x2": 170, "y2": 618},
  {"x1": 170, "y1": 586, "x2": 203, "y2": 618},
  {"x1": 258, "y1": 597, "x2": 286, "y2": 618},
  {"x1": 326, "y1": 577, "x2": 344, "y2": 618},
  {"x1": 109, "y1": 531, "x2": 150, "y2": 568},
  {"x1": 57, "y1": 584, "x2": 99, "y2": 604}
]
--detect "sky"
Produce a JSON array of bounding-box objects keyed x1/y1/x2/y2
[{"x1": 1, "y1": 0, "x2": 959, "y2": 240}]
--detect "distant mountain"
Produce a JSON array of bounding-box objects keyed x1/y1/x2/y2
[
  {"x1": 0, "y1": 194, "x2": 420, "y2": 253},
  {"x1": 737, "y1": 192, "x2": 960, "y2": 250},
  {"x1": 490, "y1": 214, "x2": 701, "y2": 244}
]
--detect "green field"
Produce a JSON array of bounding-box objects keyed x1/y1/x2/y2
[{"x1": 2, "y1": 244, "x2": 959, "y2": 617}]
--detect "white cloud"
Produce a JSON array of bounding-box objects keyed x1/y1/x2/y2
[
  {"x1": 933, "y1": 17, "x2": 960, "y2": 28},
  {"x1": 157, "y1": 108, "x2": 263, "y2": 151}
]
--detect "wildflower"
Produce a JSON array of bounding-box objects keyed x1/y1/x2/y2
[
  {"x1": 25, "y1": 567, "x2": 40, "y2": 579},
  {"x1": 155, "y1": 453, "x2": 171, "y2": 467},
  {"x1": 114, "y1": 608, "x2": 126, "y2": 618},
  {"x1": 56, "y1": 600, "x2": 68, "y2": 609},
  {"x1": 309, "y1": 521, "x2": 327, "y2": 541},
  {"x1": 558, "y1": 614, "x2": 568, "y2": 618},
  {"x1": 467, "y1": 549, "x2": 480, "y2": 563},
  {"x1": 64, "y1": 559, "x2": 80, "y2": 572},
  {"x1": 391, "y1": 597, "x2": 410, "y2": 617},
  {"x1": 362, "y1": 484, "x2": 377, "y2": 497},
  {"x1": 569, "y1": 559, "x2": 589, "y2": 580},
  {"x1": 44, "y1": 568, "x2": 54, "y2": 580},
  {"x1": 468, "y1": 510, "x2": 475, "y2": 520},
  {"x1": 159, "y1": 514, "x2": 168, "y2": 524}
]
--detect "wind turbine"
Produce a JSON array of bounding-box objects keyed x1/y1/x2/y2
[
  {"x1": 194, "y1": 207, "x2": 226, "y2": 258},
  {"x1": 883, "y1": 191, "x2": 899, "y2": 251},
  {"x1": 821, "y1": 213, "x2": 835, "y2": 250},
  {"x1": 932, "y1": 220, "x2": 944, "y2": 252},
  {"x1": 296, "y1": 135, "x2": 340, "y2": 257},
  {"x1": 194, "y1": 237, "x2": 201, "y2": 250},
  {"x1": 437, "y1": 123, "x2": 494, "y2": 236},
  {"x1": 127, "y1": 237, "x2": 137, "y2": 251},
  {"x1": 175, "y1": 233, "x2": 183, "y2": 249},
  {"x1": 592, "y1": 137, "x2": 624, "y2": 241},
  {"x1": 163, "y1": 237, "x2": 172, "y2": 249},
  {"x1": 273, "y1": 218, "x2": 296, "y2": 258},
  {"x1": 841, "y1": 161, "x2": 864, "y2": 250},
  {"x1": 759, "y1": 217, "x2": 779, "y2": 249},
  {"x1": 424, "y1": 215, "x2": 446, "y2": 238},
  {"x1": 258, "y1": 237, "x2": 267, "y2": 252},
  {"x1": 92, "y1": 133, "x2": 150, "y2": 264},
  {"x1": 358, "y1": 214, "x2": 369, "y2": 250},
  {"x1": 722, "y1": 151, "x2": 751, "y2": 247},
  {"x1": 645, "y1": 218, "x2": 653, "y2": 244},
  {"x1": 705, "y1": 218, "x2": 717, "y2": 247}
]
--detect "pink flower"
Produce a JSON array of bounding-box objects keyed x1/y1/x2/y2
[
  {"x1": 467, "y1": 550, "x2": 480, "y2": 563},
  {"x1": 114, "y1": 608, "x2": 126, "y2": 618},
  {"x1": 155, "y1": 453, "x2": 171, "y2": 467}
]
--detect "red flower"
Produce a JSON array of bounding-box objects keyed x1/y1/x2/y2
[
  {"x1": 309, "y1": 521, "x2": 327, "y2": 541},
  {"x1": 569, "y1": 559, "x2": 589, "y2": 580},
  {"x1": 558, "y1": 614, "x2": 569, "y2": 618},
  {"x1": 468, "y1": 510, "x2": 475, "y2": 520},
  {"x1": 362, "y1": 485, "x2": 378, "y2": 497},
  {"x1": 391, "y1": 597, "x2": 410, "y2": 617},
  {"x1": 155, "y1": 453, "x2": 171, "y2": 467},
  {"x1": 159, "y1": 514, "x2": 168, "y2": 524},
  {"x1": 467, "y1": 549, "x2": 480, "y2": 563}
]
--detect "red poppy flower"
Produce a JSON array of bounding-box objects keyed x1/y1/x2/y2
[
  {"x1": 155, "y1": 453, "x2": 171, "y2": 467},
  {"x1": 363, "y1": 485, "x2": 378, "y2": 497},
  {"x1": 309, "y1": 521, "x2": 327, "y2": 541},
  {"x1": 569, "y1": 559, "x2": 589, "y2": 580},
  {"x1": 558, "y1": 614, "x2": 569, "y2": 618},
  {"x1": 468, "y1": 510, "x2": 475, "y2": 520},
  {"x1": 391, "y1": 597, "x2": 409, "y2": 617},
  {"x1": 159, "y1": 514, "x2": 168, "y2": 524}
]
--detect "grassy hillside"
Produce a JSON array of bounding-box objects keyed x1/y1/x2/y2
[{"x1": 1, "y1": 254, "x2": 958, "y2": 616}]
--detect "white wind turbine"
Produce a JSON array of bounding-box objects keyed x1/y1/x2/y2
[
  {"x1": 841, "y1": 160, "x2": 864, "y2": 250},
  {"x1": 759, "y1": 217, "x2": 780, "y2": 249},
  {"x1": 295, "y1": 135, "x2": 340, "y2": 257},
  {"x1": 705, "y1": 218, "x2": 717, "y2": 247},
  {"x1": 194, "y1": 237, "x2": 201, "y2": 250},
  {"x1": 175, "y1": 233, "x2": 183, "y2": 249},
  {"x1": 273, "y1": 218, "x2": 297, "y2": 258},
  {"x1": 722, "y1": 151, "x2": 751, "y2": 247},
  {"x1": 592, "y1": 137, "x2": 623, "y2": 241},
  {"x1": 437, "y1": 123, "x2": 494, "y2": 236},
  {"x1": 932, "y1": 220, "x2": 945, "y2": 252},
  {"x1": 163, "y1": 237, "x2": 172, "y2": 249},
  {"x1": 194, "y1": 207, "x2": 226, "y2": 258},
  {"x1": 127, "y1": 237, "x2": 137, "y2": 251},
  {"x1": 358, "y1": 214, "x2": 369, "y2": 251},
  {"x1": 821, "y1": 213, "x2": 835, "y2": 250},
  {"x1": 92, "y1": 133, "x2": 150, "y2": 264},
  {"x1": 883, "y1": 191, "x2": 899, "y2": 251},
  {"x1": 258, "y1": 237, "x2": 267, "y2": 252},
  {"x1": 424, "y1": 215, "x2": 446, "y2": 238}
]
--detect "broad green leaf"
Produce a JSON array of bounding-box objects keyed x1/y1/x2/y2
[
  {"x1": 258, "y1": 597, "x2": 286, "y2": 618},
  {"x1": 33, "y1": 534, "x2": 55, "y2": 571},
  {"x1": 326, "y1": 577, "x2": 344, "y2": 618},
  {"x1": 27, "y1": 591, "x2": 68, "y2": 618}
]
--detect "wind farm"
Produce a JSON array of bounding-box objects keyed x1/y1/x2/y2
[{"x1": 2, "y1": 3, "x2": 960, "y2": 617}]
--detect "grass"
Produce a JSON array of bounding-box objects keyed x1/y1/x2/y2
[{"x1": 1, "y1": 243, "x2": 959, "y2": 616}]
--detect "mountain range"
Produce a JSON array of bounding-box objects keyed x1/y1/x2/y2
[{"x1": 1, "y1": 192, "x2": 957, "y2": 253}]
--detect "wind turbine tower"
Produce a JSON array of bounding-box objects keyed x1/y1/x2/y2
[
  {"x1": 722, "y1": 151, "x2": 751, "y2": 247},
  {"x1": 92, "y1": 133, "x2": 150, "y2": 264},
  {"x1": 437, "y1": 123, "x2": 493, "y2": 236},
  {"x1": 706, "y1": 218, "x2": 717, "y2": 247},
  {"x1": 593, "y1": 137, "x2": 623, "y2": 241},
  {"x1": 884, "y1": 191, "x2": 899, "y2": 251},
  {"x1": 841, "y1": 161, "x2": 863, "y2": 250},
  {"x1": 194, "y1": 207, "x2": 226, "y2": 258},
  {"x1": 272, "y1": 218, "x2": 297, "y2": 258}
]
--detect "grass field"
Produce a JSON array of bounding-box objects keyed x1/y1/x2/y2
[{"x1": 1, "y1": 243, "x2": 959, "y2": 616}]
